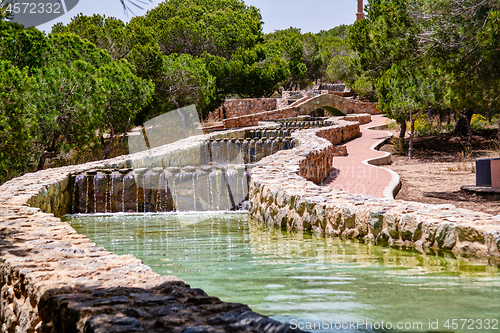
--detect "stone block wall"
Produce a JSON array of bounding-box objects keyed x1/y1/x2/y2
[
  {"x1": 338, "y1": 114, "x2": 372, "y2": 125},
  {"x1": 209, "y1": 98, "x2": 278, "y2": 121},
  {"x1": 223, "y1": 107, "x2": 300, "y2": 128},
  {"x1": 296, "y1": 93, "x2": 380, "y2": 115},
  {"x1": 248, "y1": 121, "x2": 500, "y2": 261}
]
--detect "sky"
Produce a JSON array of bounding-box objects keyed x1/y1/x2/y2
[{"x1": 36, "y1": 0, "x2": 367, "y2": 34}]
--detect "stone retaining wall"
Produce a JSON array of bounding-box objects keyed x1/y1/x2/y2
[
  {"x1": 338, "y1": 114, "x2": 371, "y2": 125},
  {"x1": 297, "y1": 121, "x2": 359, "y2": 184},
  {"x1": 208, "y1": 98, "x2": 278, "y2": 121},
  {"x1": 248, "y1": 122, "x2": 500, "y2": 262}
]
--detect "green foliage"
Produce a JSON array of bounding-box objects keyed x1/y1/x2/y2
[
  {"x1": 98, "y1": 60, "x2": 154, "y2": 158},
  {"x1": 471, "y1": 114, "x2": 489, "y2": 131},
  {"x1": 33, "y1": 60, "x2": 107, "y2": 159},
  {"x1": 159, "y1": 53, "x2": 215, "y2": 116},
  {"x1": 349, "y1": 0, "x2": 418, "y2": 81},
  {"x1": 204, "y1": 46, "x2": 290, "y2": 98},
  {"x1": 0, "y1": 61, "x2": 37, "y2": 183},
  {"x1": 44, "y1": 33, "x2": 112, "y2": 69},
  {"x1": 58, "y1": 1, "x2": 288, "y2": 117},
  {"x1": 52, "y1": 14, "x2": 131, "y2": 60},
  {"x1": 317, "y1": 27, "x2": 352, "y2": 82},
  {"x1": 0, "y1": 20, "x2": 48, "y2": 69},
  {"x1": 265, "y1": 28, "x2": 308, "y2": 88},
  {"x1": 351, "y1": 73, "x2": 378, "y2": 101},
  {"x1": 326, "y1": 55, "x2": 356, "y2": 84},
  {"x1": 141, "y1": 0, "x2": 263, "y2": 58},
  {"x1": 129, "y1": 50, "x2": 216, "y2": 122},
  {"x1": 317, "y1": 25, "x2": 351, "y2": 40},
  {"x1": 413, "y1": 113, "x2": 433, "y2": 136}
]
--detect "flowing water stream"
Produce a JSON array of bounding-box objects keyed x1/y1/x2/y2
[{"x1": 66, "y1": 212, "x2": 500, "y2": 332}]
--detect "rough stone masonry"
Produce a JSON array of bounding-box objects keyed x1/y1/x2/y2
[{"x1": 248, "y1": 120, "x2": 500, "y2": 263}]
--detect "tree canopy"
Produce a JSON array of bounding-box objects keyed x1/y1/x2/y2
[{"x1": 349, "y1": 0, "x2": 500, "y2": 157}]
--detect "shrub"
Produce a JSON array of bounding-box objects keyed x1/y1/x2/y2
[
  {"x1": 471, "y1": 114, "x2": 488, "y2": 131},
  {"x1": 414, "y1": 113, "x2": 433, "y2": 136}
]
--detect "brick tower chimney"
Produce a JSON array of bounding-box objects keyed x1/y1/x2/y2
[{"x1": 356, "y1": 0, "x2": 365, "y2": 20}]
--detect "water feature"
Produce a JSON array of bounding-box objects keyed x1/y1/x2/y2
[
  {"x1": 70, "y1": 166, "x2": 253, "y2": 214},
  {"x1": 66, "y1": 212, "x2": 500, "y2": 333}
]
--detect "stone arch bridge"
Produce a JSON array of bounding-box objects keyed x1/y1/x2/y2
[{"x1": 222, "y1": 93, "x2": 380, "y2": 129}]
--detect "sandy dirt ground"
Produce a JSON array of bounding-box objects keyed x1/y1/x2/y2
[{"x1": 380, "y1": 130, "x2": 500, "y2": 216}]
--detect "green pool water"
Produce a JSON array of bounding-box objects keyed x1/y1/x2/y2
[{"x1": 66, "y1": 212, "x2": 500, "y2": 332}]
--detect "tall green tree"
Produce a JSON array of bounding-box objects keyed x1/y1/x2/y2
[
  {"x1": 0, "y1": 19, "x2": 47, "y2": 69},
  {"x1": 98, "y1": 60, "x2": 154, "y2": 159},
  {"x1": 43, "y1": 32, "x2": 112, "y2": 68},
  {"x1": 265, "y1": 28, "x2": 307, "y2": 91},
  {"x1": 0, "y1": 61, "x2": 37, "y2": 182},
  {"x1": 33, "y1": 60, "x2": 107, "y2": 170},
  {"x1": 140, "y1": 0, "x2": 263, "y2": 59},
  {"x1": 52, "y1": 14, "x2": 132, "y2": 60}
]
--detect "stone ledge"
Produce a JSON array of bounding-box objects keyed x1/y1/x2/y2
[
  {"x1": 461, "y1": 185, "x2": 500, "y2": 194},
  {"x1": 248, "y1": 119, "x2": 500, "y2": 260}
]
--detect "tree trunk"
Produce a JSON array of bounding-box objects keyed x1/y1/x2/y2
[
  {"x1": 398, "y1": 119, "x2": 407, "y2": 154},
  {"x1": 102, "y1": 124, "x2": 115, "y2": 160},
  {"x1": 408, "y1": 110, "x2": 423, "y2": 160},
  {"x1": 37, "y1": 134, "x2": 59, "y2": 171},
  {"x1": 454, "y1": 109, "x2": 473, "y2": 137},
  {"x1": 36, "y1": 151, "x2": 57, "y2": 171},
  {"x1": 455, "y1": 110, "x2": 473, "y2": 151},
  {"x1": 498, "y1": 114, "x2": 500, "y2": 147},
  {"x1": 102, "y1": 121, "x2": 131, "y2": 160},
  {"x1": 465, "y1": 113, "x2": 473, "y2": 152},
  {"x1": 141, "y1": 126, "x2": 151, "y2": 149}
]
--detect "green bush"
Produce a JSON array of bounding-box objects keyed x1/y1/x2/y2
[
  {"x1": 471, "y1": 114, "x2": 488, "y2": 131},
  {"x1": 413, "y1": 113, "x2": 433, "y2": 136}
]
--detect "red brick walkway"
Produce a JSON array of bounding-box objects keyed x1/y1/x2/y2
[{"x1": 322, "y1": 115, "x2": 397, "y2": 199}]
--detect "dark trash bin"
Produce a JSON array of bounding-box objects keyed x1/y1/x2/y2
[{"x1": 476, "y1": 158, "x2": 500, "y2": 187}]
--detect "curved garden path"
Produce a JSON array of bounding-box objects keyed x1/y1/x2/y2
[{"x1": 322, "y1": 114, "x2": 400, "y2": 199}]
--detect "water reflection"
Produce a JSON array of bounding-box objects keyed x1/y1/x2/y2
[{"x1": 67, "y1": 213, "x2": 500, "y2": 332}]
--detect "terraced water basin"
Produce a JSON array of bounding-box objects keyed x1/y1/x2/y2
[{"x1": 66, "y1": 212, "x2": 500, "y2": 332}]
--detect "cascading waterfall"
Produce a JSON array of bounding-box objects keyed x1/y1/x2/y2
[
  {"x1": 70, "y1": 118, "x2": 333, "y2": 214},
  {"x1": 264, "y1": 137, "x2": 272, "y2": 157},
  {"x1": 142, "y1": 173, "x2": 147, "y2": 213},
  {"x1": 157, "y1": 173, "x2": 163, "y2": 212},
  {"x1": 192, "y1": 171, "x2": 197, "y2": 211},
  {"x1": 135, "y1": 173, "x2": 139, "y2": 212},
  {"x1": 85, "y1": 176, "x2": 90, "y2": 214},
  {"x1": 169, "y1": 168, "x2": 180, "y2": 212},
  {"x1": 122, "y1": 175, "x2": 126, "y2": 213},
  {"x1": 73, "y1": 165, "x2": 257, "y2": 214},
  {"x1": 207, "y1": 167, "x2": 214, "y2": 210},
  {"x1": 215, "y1": 169, "x2": 221, "y2": 211}
]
